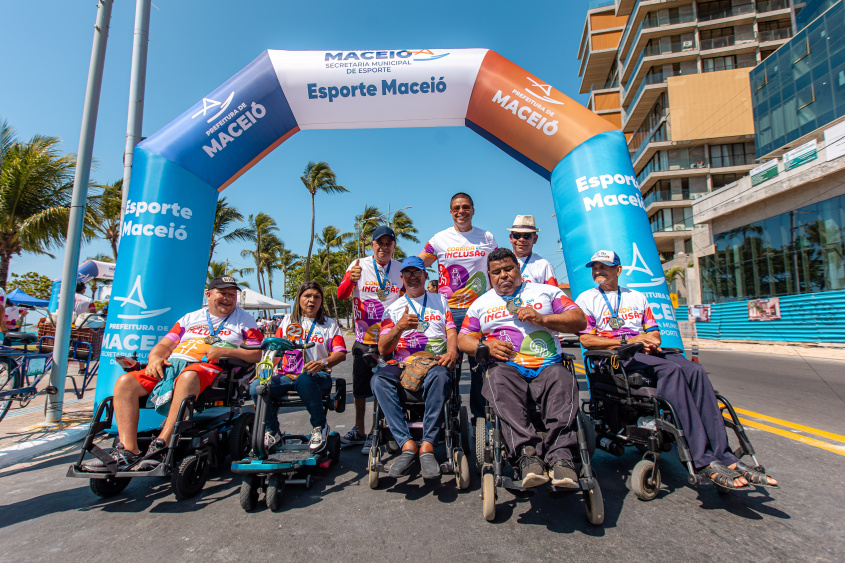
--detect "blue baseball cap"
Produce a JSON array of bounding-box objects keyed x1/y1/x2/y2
[
  {"x1": 400, "y1": 256, "x2": 426, "y2": 272},
  {"x1": 371, "y1": 226, "x2": 396, "y2": 241},
  {"x1": 585, "y1": 250, "x2": 621, "y2": 268}
]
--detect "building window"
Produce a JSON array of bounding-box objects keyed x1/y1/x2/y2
[
  {"x1": 711, "y1": 173, "x2": 742, "y2": 189},
  {"x1": 702, "y1": 55, "x2": 738, "y2": 72},
  {"x1": 684, "y1": 238, "x2": 693, "y2": 255},
  {"x1": 697, "y1": 0, "x2": 732, "y2": 21},
  {"x1": 709, "y1": 143, "x2": 754, "y2": 167}
]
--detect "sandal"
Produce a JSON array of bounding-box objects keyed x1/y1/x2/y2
[
  {"x1": 697, "y1": 461, "x2": 747, "y2": 489},
  {"x1": 735, "y1": 461, "x2": 778, "y2": 487}
]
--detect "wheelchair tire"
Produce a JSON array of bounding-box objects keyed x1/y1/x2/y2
[
  {"x1": 583, "y1": 480, "x2": 605, "y2": 525},
  {"x1": 266, "y1": 474, "x2": 284, "y2": 511},
  {"x1": 239, "y1": 474, "x2": 260, "y2": 511},
  {"x1": 327, "y1": 432, "x2": 341, "y2": 466},
  {"x1": 630, "y1": 459, "x2": 660, "y2": 501},
  {"x1": 459, "y1": 406, "x2": 472, "y2": 460},
  {"x1": 482, "y1": 472, "x2": 496, "y2": 522},
  {"x1": 171, "y1": 454, "x2": 210, "y2": 500},
  {"x1": 367, "y1": 448, "x2": 380, "y2": 489},
  {"x1": 0, "y1": 358, "x2": 15, "y2": 423},
  {"x1": 577, "y1": 410, "x2": 597, "y2": 460},
  {"x1": 475, "y1": 417, "x2": 487, "y2": 476},
  {"x1": 229, "y1": 412, "x2": 255, "y2": 461},
  {"x1": 455, "y1": 450, "x2": 471, "y2": 490},
  {"x1": 89, "y1": 476, "x2": 131, "y2": 498}
]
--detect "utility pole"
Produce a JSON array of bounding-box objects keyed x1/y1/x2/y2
[{"x1": 46, "y1": 0, "x2": 113, "y2": 423}]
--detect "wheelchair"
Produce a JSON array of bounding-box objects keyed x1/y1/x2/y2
[
  {"x1": 231, "y1": 337, "x2": 346, "y2": 512},
  {"x1": 474, "y1": 342, "x2": 604, "y2": 524},
  {"x1": 367, "y1": 354, "x2": 473, "y2": 490},
  {"x1": 581, "y1": 340, "x2": 764, "y2": 500},
  {"x1": 67, "y1": 352, "x2": 256, "y2": 500}
]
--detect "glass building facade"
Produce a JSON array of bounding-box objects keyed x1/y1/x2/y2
[
  {"x1": 699, "y1": 193, "x2": 845, "y2": 302},
  {"x1": 750, "y1": 0, "x2": 845, "y2": 157}
]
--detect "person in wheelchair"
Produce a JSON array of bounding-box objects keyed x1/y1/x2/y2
[
  {"x1": 371, "y1": 256, "x2": 457, "y2": 479},
  {"x1": 82, "y1": 276, "x2": 264, "y2": 471},
  {"x1": 458, "y1": 248, "x2": 587, "y2": 488},
  {"x1": 250, "y1": 281, "x2": 347, "y2": 452},
  {"x1": 576, "y1": 250, "x2": 777, "y2": 488}
]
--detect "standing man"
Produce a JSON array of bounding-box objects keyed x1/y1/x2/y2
[
  {"x1": 508, "y1": 215, "x2": 558, "y2": 286},
  {"x1": 419, "y1": 192, "x2": 497, "y2": 421},
  {"x1": 74, "y1": 281, "x2": 97, "y2": 315},
  {"x1": 337, "y1": 225, "x2": 404, "y2": 453}
]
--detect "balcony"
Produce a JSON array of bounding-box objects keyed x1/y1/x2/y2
[
  {"x1": 637, "y1": 158, "x2": 710, "y2": 193},
  {"x1": 630, "y1": 115, "x2": 671, "y2": 164},
  {"x1": 615, "y1": 0, "x2": 637, "y2": 17},
  {"x1": 699, "y1": 31, "x2": 758, "y2": 52},
  {"x1": 620, "y1": 10, "x2": 697, "y2": 77},
  {"x1": 624, "y1": 38, "x2": 698, "y2": 93},
  {"x1": 651, "y1": 217, "x2": 694, "y2": 234},
  {"x1": 759, "y1": 28, "x2": 792, "y2": 43},
  {"x1": 757, "y1": 0, "x2": 791, "y2": 14},
  {"x1": 697, "y1": 2, "x2": 755, "y2": 27}
]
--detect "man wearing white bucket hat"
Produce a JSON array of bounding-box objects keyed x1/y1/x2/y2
[{"x1": 507, "y1": 215, "x2": 558, "y2": 287}]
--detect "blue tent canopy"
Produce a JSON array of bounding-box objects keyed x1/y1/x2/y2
[{"x1": 6, "y1": 288, "x2": 49, "y2": 307}]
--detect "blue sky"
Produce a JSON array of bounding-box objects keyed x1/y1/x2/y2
[{"x1": 0, "y1": 0, "x2": 594, "y2": 295}]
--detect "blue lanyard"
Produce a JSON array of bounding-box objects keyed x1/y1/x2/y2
[
  {"x1": 404, "y1": 292, "x2": 428, "y2": 324},
  {"x1": 504, "y1": 283, "x2": 524, "y2": 306},
  {"x1": 598, "y1": 287, "x2": 622, "y2": 320},
  {"x1": 301, "y1": 318, "x2": 318, "y2": 344},
  {"x1": 205, "y1": 309, "x2": 232, "y2": 340},
  {"x1": 520, "y1": 253, "x2": 531, "y2": 275},
  {"x1": 373, "y1": 257, "x2": 391, "y2": 292}
]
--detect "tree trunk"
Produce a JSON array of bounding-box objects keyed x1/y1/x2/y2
[
  {"x1": 0, "y1": 251, "x2": 10, "y2": 290},
  {"x1": 267, "y1": 271, "x2": 274, "y2": 299},
  {"x1": 305, "y1": 193, "x2": 315, "y2": 281},
  {"x1": 111, "y1": 237, "x2": 119, "y2": 261},
  {"x1": 208, "y1": 239, "x2": 215, "y2": 269},
  {"x1": 326, "y1": 255, "x2": 339, "y2": 323}
]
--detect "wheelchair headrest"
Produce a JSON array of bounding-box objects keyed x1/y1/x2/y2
[{"x1": 616, "y1": 342, "x2": 644, "y2": 362}]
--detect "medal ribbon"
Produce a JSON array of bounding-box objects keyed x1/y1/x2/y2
[
  {"x1": 598, "y1": 287, "x2": 622, "y2": 327},
  {"x1": 503, "y1": 283, "x2": 524, "y2": 310},
  {"x1": 404, "y1": 292, "x2": 428, "y2": 328},
  {"x1": 520, "y1": 253, "x2": 532, "y2": 275},
  {"x1": 300, "y1": 318, "x2": 318, "y2": 345},
  {"x1": 205, "y1": 309, "x2": 232, "y2": 342},
  {"x1": 373, "y1": 256, "x2": 391, "y2": 294}
]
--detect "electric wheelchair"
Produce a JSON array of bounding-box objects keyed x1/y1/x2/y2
[
  {"x1": 581, "y1": 341, "x2": 766, "y2": 500},
  {"x1": 68, "y1": 352, "x2": 256, "y2": 500},
  {"x1": 474, "y1": 342, "x2": 604, "y2": 524}
]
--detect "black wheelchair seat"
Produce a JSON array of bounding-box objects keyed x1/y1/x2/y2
[{"x1": 5, "y1": 331, "x2": 37, "y2": 344}]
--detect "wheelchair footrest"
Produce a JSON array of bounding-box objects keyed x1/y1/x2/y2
[{"x1": 501, "y1": 476, "x2": 536, "y2": 497}]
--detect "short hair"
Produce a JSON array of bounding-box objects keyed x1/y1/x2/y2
[
  {"x1": 76, "y1": 281, "x2": 86, "y2": 293},
  {"x1": 487, "y1": 248, "x2": 518, "y2": 269},
  {"x1": 450, "y1": 192, "x2": 474, "y2": 208},
  {"x1": 291, "y1": 281, "x2": 327, "y2": 325}
]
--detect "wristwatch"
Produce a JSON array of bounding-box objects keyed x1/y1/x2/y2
[{"x1": 321, "y1": 359, "x2": 328, "y2": 367}]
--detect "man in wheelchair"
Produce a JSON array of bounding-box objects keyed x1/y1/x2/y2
[
  {"x1": 458, "y1": 248, "x2": 587, "y2": 489},
  {"x1": 371, "y1": 257, "x2": 457, "y2": 479},
  {"x1": 82, "y1": 276, "x2": 263, "y2": 471},
  {"x1": 575, "y1": 250, "x2": 777, "y2": 488}
]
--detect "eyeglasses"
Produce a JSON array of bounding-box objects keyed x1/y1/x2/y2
[
  {"x1": 510, "y1": 232, "x2": 534, "y2": 240},
  {"x1": 451, "y1": 205, "x2": 472, "y2": 212},
  {"x1": 402, "y1": 270, "x2": 426, "y2": 278}
]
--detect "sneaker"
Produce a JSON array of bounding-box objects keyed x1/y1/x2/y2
[
  {"x1": 135, "y1": 438, "x2": 167, "y2": 470},
  {"x1": 146, "y1": 437, "x2": 167, "y2": 457},
  {"x1": 550, "y1": 459, "x2": 579, "y2": 489},
  {"x1": 340, "y1": 426, "x2": 366, "y2": 445},
  {"x1": 361, "y1": 433, "x2": 373, "y2": 455},
  {"x1": 264, "y1": 431, "x2": 282, "y2": 450},
  {"x1": 81, "y1": 442, "x2": 140, "y2": 472},
  {"x1": 310, "y1": 424, "x2": 329, "y2": 451},
  {"x1": 518, "y1": 446, "x2": 549, "y2": 488}
]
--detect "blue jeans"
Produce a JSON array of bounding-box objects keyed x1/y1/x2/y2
[
  {"x1": 450, "y1": 308, "x2": 484, "y2": 420},
  {"x1": 250, "y1": 371, "x2": 332, "y2": 434},
  {"x1": 371, "y1": 364, "x2": 451, "y2": 448}
]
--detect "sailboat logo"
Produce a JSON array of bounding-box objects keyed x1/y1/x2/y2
[{"x1": 113, "y1": 276, "x2": 172, "y2": 320}]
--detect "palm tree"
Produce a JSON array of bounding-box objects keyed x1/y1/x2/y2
[
  {"x1": 240, "y1": 213, "x2": 278, "y2": 294},
  {"x1": 207, "y1": 260, "x2": 252, "y2": 287},
  {"x1": 0, "y1": 124, "x2": 97, "y2": 289},
  {"x1": 276, "y1": 248, "x2": 301, "y2": 301},
  {"x1": 262, "y1": 235, "x2": 286, "y2": 299},
  {"x1": 388, "y1": 209, "x2": 419, "y2": 244},
  {"x1": 354, "y1": 205, "x2": 383, "y2": 257},
  {"x1": 89, "y1": 179, "x2": 123, "y2": 259},
  {"x1": 300, "y1": 161, "x2": 347, "y2": 279},
  {"x1": 317, "y1": 225, "x2": 353, "y2": 320},
  {"x1": 209, "y1": 196, "x2": 252, "y2": 267}
]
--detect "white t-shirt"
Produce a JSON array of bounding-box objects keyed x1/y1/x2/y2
[
  {"x1": 575, "y1": 286, "x2": 659, "y2": 339},
  {"x1": 460, "y1": 283, "x2": 580, "y2": 374},
  {"x1": 516, "y1": 253, "x2": 558, "y2": 286},
  {"x1": 165, "y1": 307, "x2": 264, "y2": 363},
  {"x1": 422, "y1": 226, "x2": 498, "y2": 310},
  {"x1": 340, "y1": 256, "x2": 404, "y2": 345},
  {"x1": 379, "y1": 292, "x2": 456, "y2": 362},
  {"x1": 73, "y1": 293, "x2": 94, "y2": 315},
  {"x1": 4, "y1": 305, "x2": 25, "y2": 329},
  {"x1": 276, "y1": 315, "x2": 347, "y2": 372}
]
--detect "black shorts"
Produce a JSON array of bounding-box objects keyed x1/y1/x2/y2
[{"x1": 351, "y1": 341, "x2": 379, "y2": 398}]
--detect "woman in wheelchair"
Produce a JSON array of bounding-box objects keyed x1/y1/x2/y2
[
  {"x1": 250, "y1": 282, "x2": 347, "y2": 452},
  {"x1": 576, "y1": 250, "x2": 777, "y2": 489}
]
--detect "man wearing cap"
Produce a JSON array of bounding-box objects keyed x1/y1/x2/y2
[
  {"x1": 337, "y1": 225, "x2": 405, "y2": 453},
  {"x1": 82, "y1": 276, "x2": 264, "y2": 471},
  {"x1": 371, "y1": 256, "x2": 457, "y2": 479},
  {"x1": 419, "y1": 192, "x2": 497, "y2": 421},
  {"x1": 576, "y1": 250, "x2": 777, "y2": 488},
  {"x1": 508, "y1": 214, "x2": 558, "y2": 286}
]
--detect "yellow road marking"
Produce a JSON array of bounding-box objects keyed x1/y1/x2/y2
[
  {"x1": 732, "y1": 407, "x2": 845, "y2": 444},
  {"x1": 725, "y1": 414, "x2": 845, "y2": 457}
]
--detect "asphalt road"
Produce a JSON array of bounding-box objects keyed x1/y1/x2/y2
[{"x1": 0, "y1": 349, "x2": 843, "y2": 562}]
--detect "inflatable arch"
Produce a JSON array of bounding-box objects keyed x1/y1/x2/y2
[{"x1": 97, "y1": 49, "x2": 683, "y2": 407}]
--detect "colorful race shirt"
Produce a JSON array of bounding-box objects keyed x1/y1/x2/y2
[
  {"x1": 461, "y1": 283, "x2": 580, "y2": 375},
  {"x1": 421, "y1": 226, "x2": 498, "y2": 310},
  {"x1": 516, "y1": 253, "x2": 559, "y2": 286},
  {"x1": 276, "y1": 315, "x2": 347, "y2": 372},
  {"x1": 337, "y1": 256, "x2": 404, "y2": 345},
  {"x1": 575, "y1": 286, "x2": 659, "y2": 339},
  {"x1": 166, "y1": 307, "x2": 263, "y2": 363},
  {"x1": 380, "y1": 292, "x2": 456, "y2": 362},
  {"x1": 4, "y1": 305, "x2": 25, "y2": 329}
]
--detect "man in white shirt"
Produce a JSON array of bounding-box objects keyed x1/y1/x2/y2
[
  {"x1": 73, "y1": 281, "x2": 97, "y2": 315},
  {"x1": 507, "y1": 214, "x2": 558, "y2": 286}
]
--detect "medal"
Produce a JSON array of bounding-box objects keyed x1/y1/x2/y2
[
  {"x1": 599, "y1": 287, "x2": 624, "y2": 331},
  {"x1": 404, "y1": 293, "x2": 428, "y2": 334},
  {"x1": 506, "y1": 300, "x2": 519, "y2": 314},
  {"x1": 608, "y1": 318, "x2": 623, "y2": 330},
  {"x1": 504, "y1": 283, "x2": 524, "y2": 315},
  {"x1": 419, "y1": 321, "x2": 430, "y2": 332},
  {"x1": 204, "y1": 335, "x2": 220, "y2": 345},
  {"x1": 204, "y1": 309, "x2": 232, "y2": 347},
  {"x1": 373, "y1": 257, "x2": 391, "y2": 302},
  {"x1": 377, "y1": 289, "x2": 387, "y2": 301}
]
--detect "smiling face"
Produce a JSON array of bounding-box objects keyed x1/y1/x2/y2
[
  {"x1": 371, "y1": 235, "x2": 396, "y2": 263},
  {"x1": 591, "y1": 262, "x2": 623, "y2": 290},
  {"x1": 509, "y1": 231, "x2": 538, "y2": 257},
  {"x1": 450, "y1": 197, "x2": 474, "y2": 231},
  {"x1": 299, "y1": 289, "x2": 322, "y2": 318},
  {"x1": 206, "y1": 287, "x2": 238, "y2": 317},
  {"x1": 401, "y1": 267, "x2": 426, "y2": 297},
  {"x1": 488, "y1": 257, "x2": 521, "y2": 296}
]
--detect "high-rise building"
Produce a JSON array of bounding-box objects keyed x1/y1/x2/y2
[{"x1": 578, "y1": 0, "x2": 795, "y2": 305}]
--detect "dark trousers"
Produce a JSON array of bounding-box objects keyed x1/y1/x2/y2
[
  {"x1": 482, "y1": 362, "x2": 578, "y2": 465},
  {"x1": 451, "y1": 308, "x2": 484, "y2": 420},
  {"x1": 624, "y1": 352, "x2": 738, "y2": 468},
  {"x1": 250, "y1": 372, "x2": 332, "y2": 434},
  {"x1": 371, "y1": 364, "x2": 452, "y2": 448}
]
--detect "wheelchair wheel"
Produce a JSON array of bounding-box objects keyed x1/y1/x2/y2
[
  {"x1": 0, "y1": 358, "x2": 15, "y2": 423},
  {"x1": 266, "y1": 474, "x2": 284, "y2": 511},
  {"x1": 229, "y1": 412, "x2": 255, "y2": 461},
  {"x1": 455, "y1": 450, "x2": 471, "y2": 490},
  {"x1": 327, "y1": 432, "x2": 341, "y2": 466},
  {"x1": 583, "y1": 480, "x2": 605, "y2": 525},
  {"x1": 482, "y1": 472, "x2": 496, "y2": 522},
  {"x1": 459, "y1": 406, "x2": 472, "y2": 459},
  {"x1": 577, "y1": 410, "x2": 597, "y2": 460},
  {"x1": 367, "y1": 448, "x2": 380, "y2": 489},
  {"x1": 171, "y1": 454, "x2": 210, "y2": 500},
  {"x1": 475, "y1": 417, "x2": 487, "y2": 476},
  {"x1": 630, "y1": 459, "x2": 661, "y2": 501},
  {"x1": 239, "y1": 474, "x2": 260, "y2": 511},
  {"x1": 89, "y1": 476, "x2": 131, "y2": 498}
]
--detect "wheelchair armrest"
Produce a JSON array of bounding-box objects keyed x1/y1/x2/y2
[
  {"x1": 561, "y1": 352, "x2": 576, "y2": 362},
  {"x1": 216, "y1": 357, "x2": 252, "y2": 369},
  {"x1": 583, "y1": 350, "x2": 617, "y2": 360},
  {"x1": 657, "y1": 347, "x2": 684, "y2": 356},
  {"x1": 616, "y1": 342, "x2": 644, "y2": 362}
]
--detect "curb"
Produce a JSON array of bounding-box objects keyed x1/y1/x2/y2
[{"x1": 0, "y1": 425, "x2": 88, "y2": 470}]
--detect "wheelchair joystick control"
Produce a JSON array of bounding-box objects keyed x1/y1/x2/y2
[{"x1": 475, "y1": 342, "x2": 491, "y2": 368}]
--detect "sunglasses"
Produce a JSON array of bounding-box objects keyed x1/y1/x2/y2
[
  {"x1": 451, "y1": 204, "x2": 473, "y2": 212},
  {"x1": 402, "y1": 269, "x2": 426, "y2": 278},
  {"x1": 510, "y1": 232, "x2": 535, "y2": 240}
]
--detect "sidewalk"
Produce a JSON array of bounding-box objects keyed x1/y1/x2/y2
[{"x1": 686, "y1": 338, "x2": 845, "y2": 360}]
